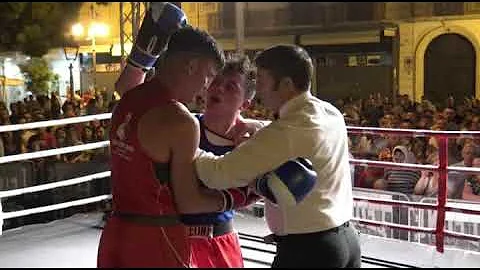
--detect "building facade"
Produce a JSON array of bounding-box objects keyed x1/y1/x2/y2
[
  {"x1": 47, "y1": 2, "x2": 480, "y2": 105},
  {"x1": 180, "y1": 2, "x2": 480, "y2": 105}
]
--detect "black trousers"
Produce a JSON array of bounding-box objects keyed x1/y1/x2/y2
[{"x1": 272, "y1": 222, "x2": 361, "y2": 268}]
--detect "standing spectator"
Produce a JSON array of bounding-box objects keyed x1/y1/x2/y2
[
  {"x1": 9, "y1": 102, "x2": 19, "y2": 124},
  {"x1": 2, "y1": 132, "x2": 19, "y2": 155},
  {"x1": 86, "y1": 98, "x2": 99, "y2": 115},
  {"x1": 0, "y1": 132, "x2": 4, "y2": 157},
  {"x1": 50, "y1": 92, "x2": 62, "y2": 119}
]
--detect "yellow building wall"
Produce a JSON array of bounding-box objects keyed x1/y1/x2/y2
[
  {"x1": 398, "y1": 18, "x2": 480, "y2": 101},
  {"x1": 74, "y1": 3, "x2": 222, "y2": 54},
  {"x1": 73, "y1": 2, "x2": 290, "y2": 55},
  {"x1": 182, "y1": 2, "x2": 220, "y2": 32}
]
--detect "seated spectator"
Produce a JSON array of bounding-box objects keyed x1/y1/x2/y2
[
  {"x1": 443, "y1": 107, "x2": 459, "y2": 131},
  {"x1": 380, "y1": 145, "x2": 421, "y2": 194},
  {"x1": 462, "y1": 157, "x2": 480, "y2": 201},
  {"x1": 54, "y1": 127, "x2": 68, "y2": 162},
  {"x1": 448, "y1": 142, "x2": 480, "y2": 199},
  {"x1": 38, "y1": 127, "x2": 57, "y2": 150},
  {"x1": 0, "y1": 109, "x2": 10, "y2": 124},
  {"x1": 354, "y1": 135, "x2": 374, "y2": 156},
  {"x1": 65, "y1": 125, "x2": 90, "y2": 163},
  {"x1": 414, "y1": 152, "x2": 439, "y2": 197},
  {"x1": 26, "y1": 134, "x2": 46, "y2": 153},
  {"x1": 416, "y1": 115, "x2": 433, "y2": 130},
  {"x1": 94, "y1": 126, "x2": 106, "y2": 142},
  {"x1": 411, "y1": 138, "x2": 428, "y2": 164},
  {"x1": 23, "y1": 113, "x2": 33, "y2": 123},
  {"x1": 81, "y1": 126, "x2": 95, "y2": 144},
  {"x1": 353, "y1": 153, "x2": 383, "y2": 189},
  {"x1": 371, "y1": 148, "x2": 393, "y2": 190}
]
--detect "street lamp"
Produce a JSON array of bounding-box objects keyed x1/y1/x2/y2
[
  {"x1": 71, "y1": 20, "x2": 109, "y2": 92},
  {"x1": 63, "y1": 41, "x2": 80, "y2": 100},
  {"x1": 88, "y1": 22, "x2": 109, "y2": 88}
]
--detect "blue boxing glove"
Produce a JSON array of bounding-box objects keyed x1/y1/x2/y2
[
  {"x1": 255, "y1": 158, "x2": 316, "y2": 206},
  {"x1": 128, "y1": 2, "x2": 187, "y2": 71}
]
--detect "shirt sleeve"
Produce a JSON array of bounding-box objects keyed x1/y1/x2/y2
[{"x1": 195, "y1": 122, "x2": 296, "y2": 189}]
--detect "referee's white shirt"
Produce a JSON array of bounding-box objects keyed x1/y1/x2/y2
[{"x1": 195, "y1": 91, "x2": 353, "y2": 235}]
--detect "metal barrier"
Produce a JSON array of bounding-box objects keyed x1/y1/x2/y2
[
  {"x1": 352, "y1": 188, "x2": 411, "y2": 241},
  {"x1": 0, "y1": 114, "x2": 111, "y2": 235},
  {"x1": 348, "y1": 126, "x2": 480, "y2": 252},
  {"x1": 0, "y1": 157, "x2": 111, "y2": 231},
  {"x1": 409, "y1": 197, "x2": 480, "y2": 252},
  {"x1": 1, "y1": 113, "x2": 480, "y2": 253}
]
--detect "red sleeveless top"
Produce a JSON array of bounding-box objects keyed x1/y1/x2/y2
[{"x1": 109, "y1": 83, "x2": 177, "y2": 216}]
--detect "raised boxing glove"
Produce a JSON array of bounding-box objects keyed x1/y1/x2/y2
[
  {"x1": 255, "y1": 158, "x2": 317, "y2": 206},
  {"x1": 128, "y1": 2, "x2": 187, "y2": 71}
]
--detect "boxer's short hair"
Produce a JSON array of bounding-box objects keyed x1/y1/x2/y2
[
  {"x1": 223, "y1": 54, "x2": 256, "y2": 101},
  {"x1": 165, "y1": 26, "x2": 225, "y2": 69},
  {"x1": 254, "y1": 45, "x2": 313, "y2": 92}
]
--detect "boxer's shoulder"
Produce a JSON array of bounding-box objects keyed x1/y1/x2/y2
[
  {"x1": 136, "y1": 104, "x2": 198, "y2": 162},
  {"x1": 137, "y1": 102, "x2": 198, "y2": 142}
]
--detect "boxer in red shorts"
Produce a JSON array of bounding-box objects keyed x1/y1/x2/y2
[{"x1": 97, "y1": 3, "x2": 229, "y2": 267}]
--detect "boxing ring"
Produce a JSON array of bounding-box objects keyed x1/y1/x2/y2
[{"x1": 0, "y1": 113, "x2": 480, "y2": 267}]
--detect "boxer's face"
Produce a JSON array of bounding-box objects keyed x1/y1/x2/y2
[
  {"x1": 205, "y1": 72, "x2": 247, "y2": 114},
  {"x1": 182, "y1": 58, "x2": 218, "y2": 104},
  {"x1": 393, "y1": 150, "x2": 406, "y2": 163}
]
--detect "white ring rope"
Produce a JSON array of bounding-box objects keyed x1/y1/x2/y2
[
  {"x1": 350, "y1": 158, "x2": 480, "y2": 175},
  {"x1": 1, "y1": 195, "x2": 112, "y2": 220},
  {"x1": 0, "y1": 114, "x2": 114, "y2": 233},
  {"x1": 350, "y1": 158, "x2": 438, "y2": 171},
  {"x1": 0, "y1": 141, "x2": 110, "y2": 164},
  {"x1": 0, "y1": 113, "x2": 479, "y2": 238},
  {"x1": 0, "y1": 171, "x2": 111, "y2": 199},
  {"x1": 0, "y1": 113, "x2": 112, "y2": 133},
  {"x1": 348, "y1": 126, "x2": 480, "y2": 138}
]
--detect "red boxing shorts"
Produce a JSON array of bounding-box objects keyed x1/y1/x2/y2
[
  {"x1": 188, "y1": 221, "x2": 244, "y2": 268},
  {"x1": 97, "y1": 215, "x2": 191, "y2": 268}
]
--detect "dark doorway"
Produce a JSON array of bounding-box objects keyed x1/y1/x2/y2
[{"x1": 424, "y1": 33, "x2": 475, "y2": 107}]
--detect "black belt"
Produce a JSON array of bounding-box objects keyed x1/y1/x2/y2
[
  {"x1": 112, "y1": 212, "x2": 181, "y2": 227},
  {"x1": 267, "y1": 222, "x2": 350, "y2": 243},
  {"x1": 187, "y1": 220, "x2": 234, "y2": 238}
]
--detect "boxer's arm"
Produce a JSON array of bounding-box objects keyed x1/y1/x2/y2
[
  {"x1": 114, "y1": 3, "x2": 187, "y2": 97},
  {"x1": 195, "y1": 122, "x2": 298, "y2": 189},
  {"x1": 226, "y1": 117, "x2": 272, "y2": 146},
  {"x1": 138, "y1": 105, "x2": 226, "y2": 214},
  {"x1": 169, "y1": 117, "x2": 226, "y2": 213},
  {"x1": 115, "y1": 65, "x2": 147, "y2": 98}
]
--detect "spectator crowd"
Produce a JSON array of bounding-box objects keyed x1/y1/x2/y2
[
  {"x1": 0, "y1": 89, "x2": 118, "y2": 229},
  {"x1": 1, "y1": 88, "x2": 479, "y2": 230}
]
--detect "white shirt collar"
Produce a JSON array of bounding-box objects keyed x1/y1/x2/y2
[{"x1": 278, "y1": 90, "x2": 312, "y2": 119}]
